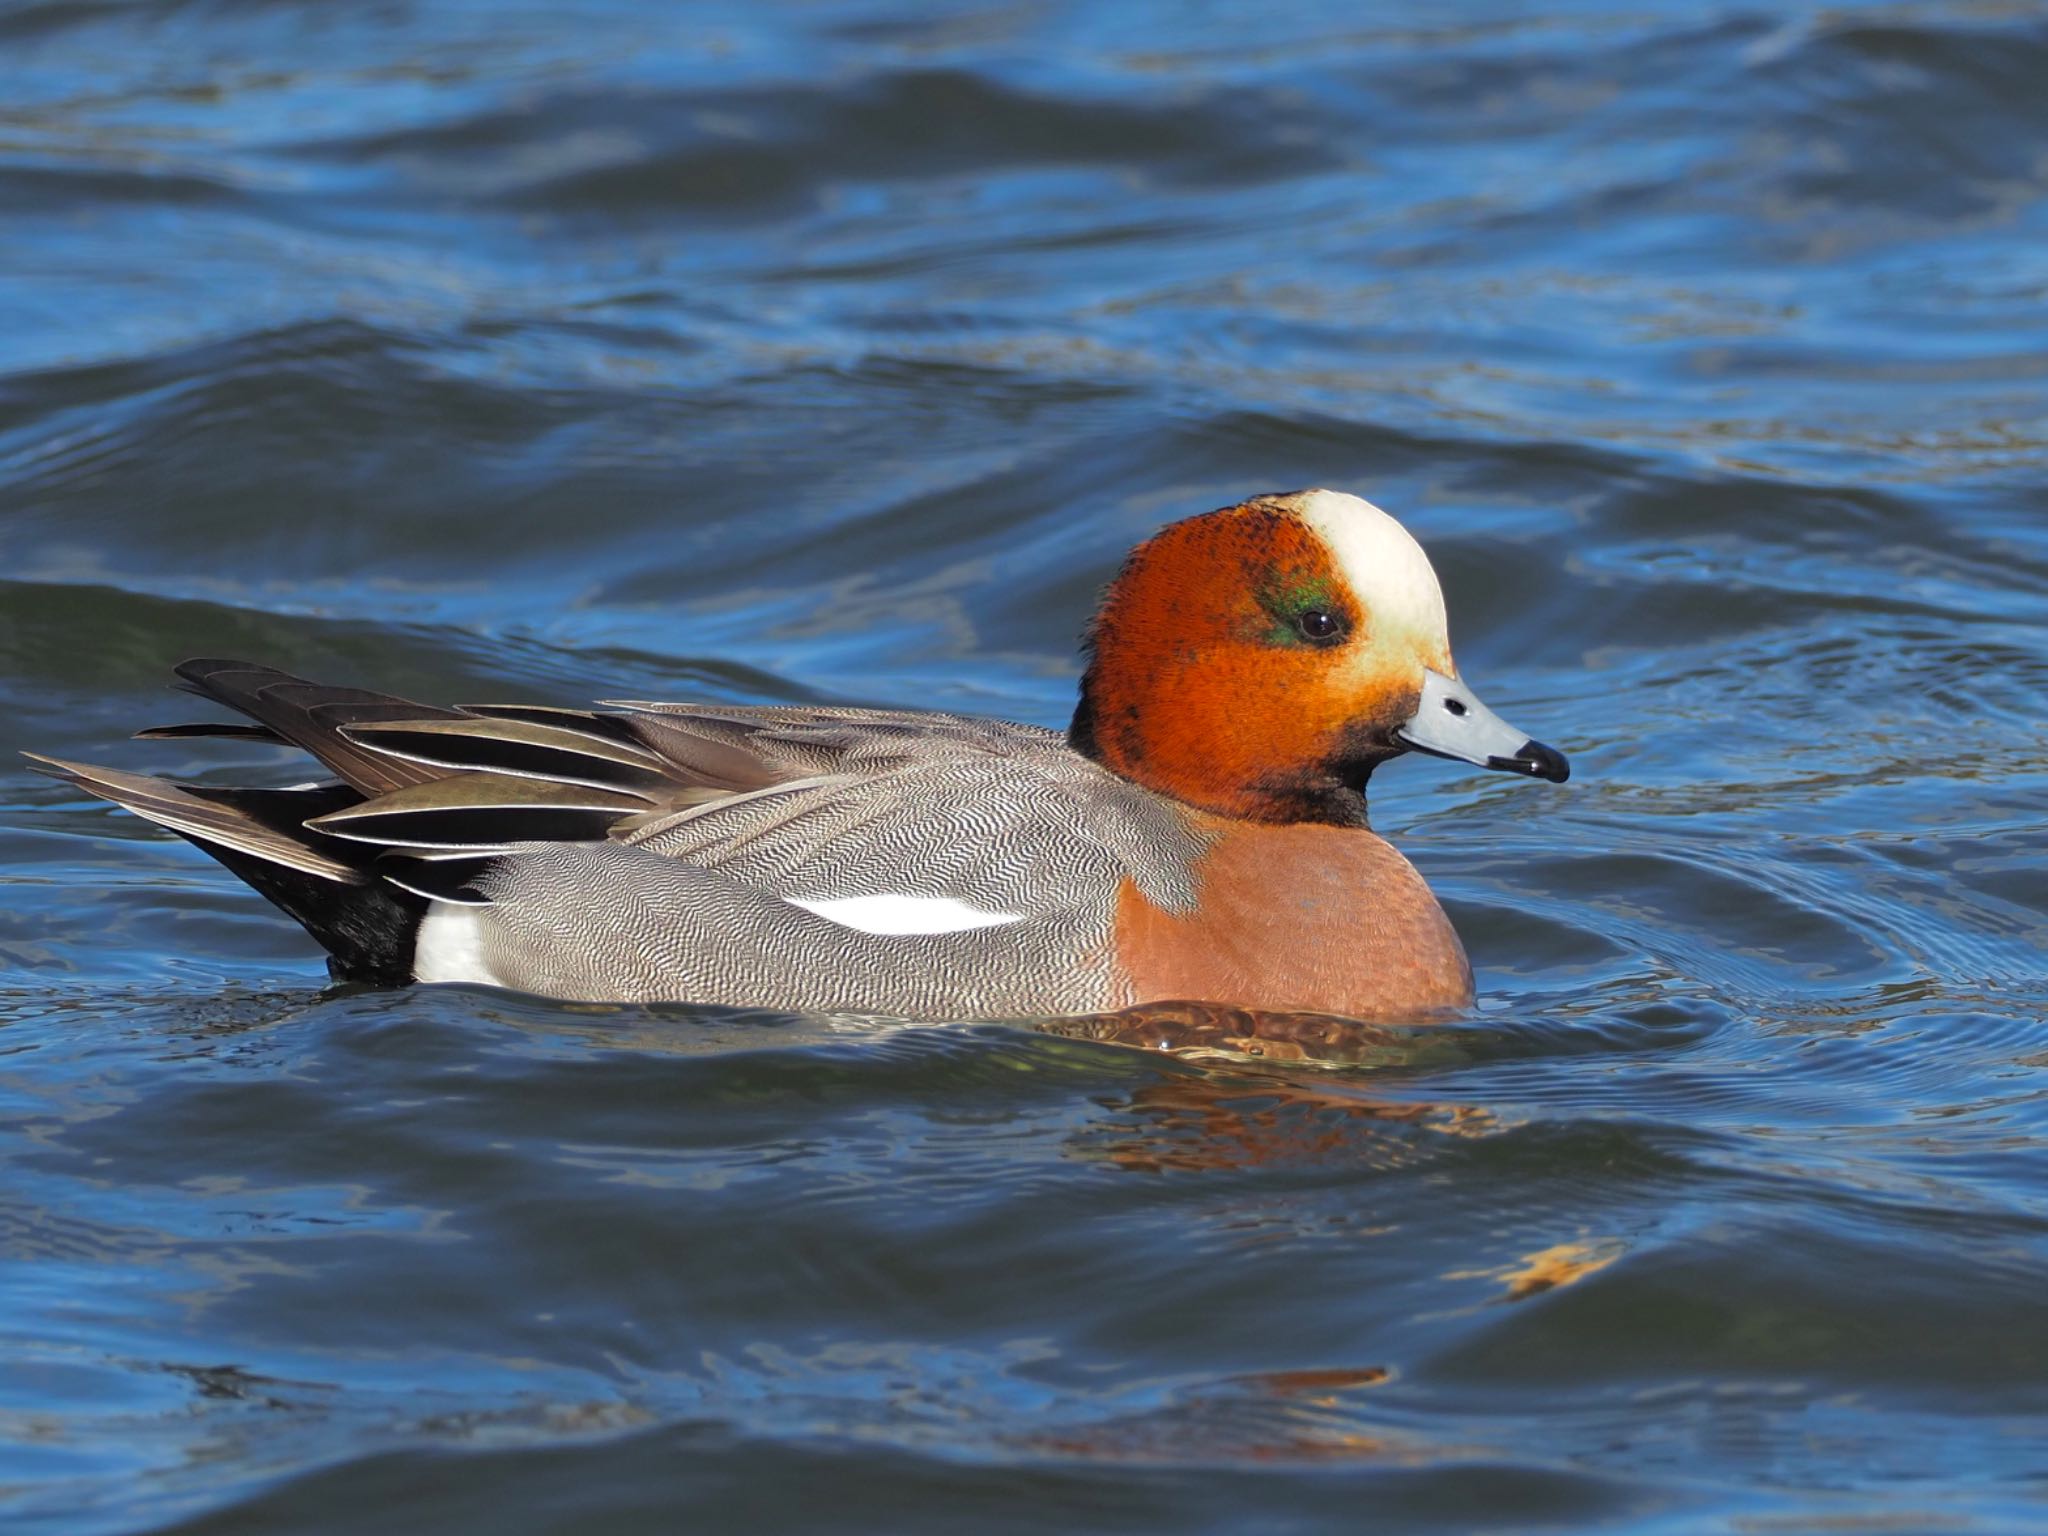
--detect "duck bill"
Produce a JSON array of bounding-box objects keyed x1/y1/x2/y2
[{"x1": 1395, "y1": 669, "x2": 1569, "y2": 783}]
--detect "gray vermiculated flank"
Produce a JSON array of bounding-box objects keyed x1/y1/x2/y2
[{"x1": 462, "y1": 705, "x2": 1209, "y2": 1015}]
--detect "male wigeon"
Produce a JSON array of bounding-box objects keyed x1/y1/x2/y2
[{"x1": 30, "y1": 490, "x2": 1566, "y2": 1020}]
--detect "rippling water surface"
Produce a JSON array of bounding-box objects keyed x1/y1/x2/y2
[{"x1": 5, "y1": 1, "x2": 2048, "y2": 1530}]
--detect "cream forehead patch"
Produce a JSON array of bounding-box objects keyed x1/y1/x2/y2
[{"x1": 1288, "y1": 489, "x2": 1450, "y2": 650}]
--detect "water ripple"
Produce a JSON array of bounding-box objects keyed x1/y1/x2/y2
[{"x1": 5, "y1": 1, "x2": 2048, "y2": 1532}]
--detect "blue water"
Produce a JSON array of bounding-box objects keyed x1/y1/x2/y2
[{"x1": 4, "y1": 2, "x2": 2047, "y2": 1531}]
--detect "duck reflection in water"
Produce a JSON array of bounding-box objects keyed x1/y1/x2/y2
[{"x1": 1039, "y1": 999, "x2": 1502, "y2": 1174}]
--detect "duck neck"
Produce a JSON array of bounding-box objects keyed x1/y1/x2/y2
[{"x1": 1067, "y1": 687, "x2": 1376, "y2": 829}]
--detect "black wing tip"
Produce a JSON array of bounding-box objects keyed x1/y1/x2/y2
[
  {"x1": 171, "y1": 658, "x2": 318, "y2": 707},
  {"x1": 132, "y1": 722, "x2": 288, "y2": 743}
]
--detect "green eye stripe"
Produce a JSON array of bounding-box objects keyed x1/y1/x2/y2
[
  {"x1": 1260, "y1": 572, "x2": 1337, "y2": 617},
  {"x1": 1254, "y1": 573, "x2": 1345, "y2": 646}
]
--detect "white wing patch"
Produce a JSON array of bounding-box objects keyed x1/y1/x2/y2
[
  {"x1": 785, "y1": 893, "x2": 1025, "y2": 936},
  {"x1": 413, "y1": 901, "x2": 501, "y2": 986}
]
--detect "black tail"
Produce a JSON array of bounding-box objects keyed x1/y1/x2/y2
[{"x1": 188, "y1": 835, "x2": 424, "y2": 985}]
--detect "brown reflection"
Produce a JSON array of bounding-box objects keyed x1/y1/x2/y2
[
  {"x1": 1017, "y1": 1361, "x2": 1484, "y2": 1467},
  {"x1": 1034, "y1": 998, "x2": 1464, "y2": 1067},
  {"x1": 1040, "y1": 1006, "x2": 1504, "y2": 1174},
  {"x1": 1070, "y1": 1069, "x2": 1505, "y2": 1174},
  {"x1": 1241, "y1": 1365, "x2": 1392, "y2": 1399}
]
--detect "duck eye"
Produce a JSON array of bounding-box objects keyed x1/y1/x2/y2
[{"x1": 1295, "y1": 608, "x2": 1345, "y2": 643}]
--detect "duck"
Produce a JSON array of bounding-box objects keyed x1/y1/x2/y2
[{"x1": 28, "y1": 490, "x2": 1567, "y2": 1021}]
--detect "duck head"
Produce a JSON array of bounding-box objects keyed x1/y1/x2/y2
[{"x1": 1070, "y1": 489, "x2": 1568, "y2": 825}]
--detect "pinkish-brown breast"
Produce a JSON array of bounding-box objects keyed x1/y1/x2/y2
[{"x1": 1111, "y1": 816, "x2": 1473, "y2": 1020}]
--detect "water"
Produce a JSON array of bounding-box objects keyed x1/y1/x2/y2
[{"x1": 4, "y1": 1, "x2": 2047, "y2": 1530}]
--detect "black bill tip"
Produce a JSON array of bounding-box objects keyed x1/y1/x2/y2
[{"x1": 1487, "y1": 738, "x2": 1570, "y2": 784}]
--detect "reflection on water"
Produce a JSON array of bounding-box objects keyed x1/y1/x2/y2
[
  {"x1": 1072, "y1": 1055, "x2": 1507, "y2": 1175},
  {"x1": 1035, "y1": 999, "x2": 1470, "y2": 1065},
  {"x1": 5, "y1": 0, "x2": 2048, "y2": 1532}
]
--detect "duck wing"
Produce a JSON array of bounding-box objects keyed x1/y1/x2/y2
[
  {"x1": 421, "y1": 739, "x2": 1203, "y2": 1015},
  {"x1": 34, "y1": 662, "x2": 1200, "y2": 1013}
]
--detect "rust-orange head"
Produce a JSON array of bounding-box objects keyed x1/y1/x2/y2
[{"x1": 1070, "y1": 489, "x2": 1567, "y2": 824}]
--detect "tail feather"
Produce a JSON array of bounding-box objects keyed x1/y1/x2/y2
[
  {"x1": 26, "y1": 751, "x2": 423, "y2": 984},
  {"x1": 170, "y1": 658, "x2": 466, "y2": 797},
  {"x1": 24, "y1": 754, "x2": 360, "y2": 880},
  {"x1": 30, "y1": 655, "x2": 764, "y2": 988}
]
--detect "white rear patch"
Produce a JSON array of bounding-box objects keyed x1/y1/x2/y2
[
  {"x1": 786, "y1": 893, "x2": 1025, "y2": 936},
  {"x1": 413, "y1": 901, "x2": 501, "y2": 986},
  {"x1": 1290, "y1": 489, "x2": 1451, "y2": 658}
]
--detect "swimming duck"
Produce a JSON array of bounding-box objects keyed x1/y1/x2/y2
[{"x1": 30, "y1": 490, "x2": 1566, "y2": 1020}]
